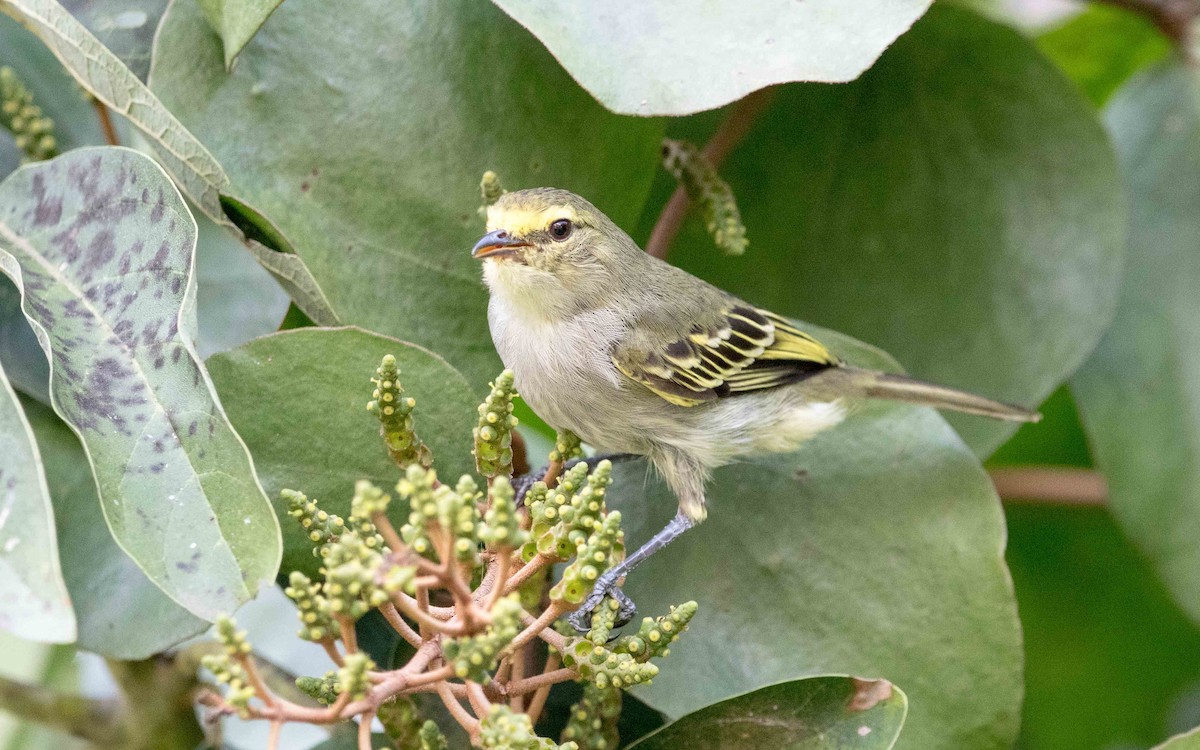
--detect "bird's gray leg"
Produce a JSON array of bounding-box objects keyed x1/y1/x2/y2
[{"x1": 566, "y1": 509, "x2": 697, "y2": 632}]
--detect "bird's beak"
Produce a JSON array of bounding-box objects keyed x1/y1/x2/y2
[{"x1": 471, "y1": 230, "x2": 530, "y2": 260}]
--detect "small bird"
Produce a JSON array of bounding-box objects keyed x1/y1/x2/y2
[{"x1": 472, "y1": 188, "x2": 1039, "y2": 631}]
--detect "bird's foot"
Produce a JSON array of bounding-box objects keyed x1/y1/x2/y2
[{"x1": 567, "y1": 574, "x2": 637, "y2": 633}]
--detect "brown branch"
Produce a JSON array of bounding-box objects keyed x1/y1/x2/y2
[
  {"x1": 436, "y1": 680, "x2": 480, "y2": 735},
  {"x1": 508, "y1": 667, "x2": 575, "y2": 698},
  {"x1": 466, "y1": 681, "x2": 492, "y2": 719},
  {"x1": 0, "y1": 675, "x2": 125, "y2": 746},
  {"x1": 337, "y1": 616, "x2": 359, "y2": 654},
  {"x1": 320, "y1": 638, "x2": 344, "y2": 667},
  {"x1": 379, "y1": 601, "x2": 422, "y2": 648},
  {"x1": 90, "y1": 97, "x2": 120, "y2": 146},
  {"x1": 1093, "y1": 0, "x2": 1197, "y2": 44},
  {"x1": 645, "y1": 86, "x2": 777, "y2": 259},
  {"x1": 518, "y1": 608, "x2": 569, "y2": 652},
  {"x1": 236, "y1": 654, "x2": 278, "y2": 709},
  {"x1": 510, "y1": 603, "x2": 567, "y2": 654},
  {"x1": 524, "y1": 652, "x2": 561, "y2": 726},
  {"x1": 502, "y1": 554, "x2": 553, "y2": 597},
  {"x1": 267, "y1": 720, "x2": 282, "y2": 750},
  {"x1": 358, "y1": 710, "x2": 375, "y2": 750},
  {"x1": 990, "y1": 467, "x2": 1108, "y2": 507}
]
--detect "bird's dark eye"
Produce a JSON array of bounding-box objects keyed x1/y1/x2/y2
[{"x1": 549, "y1": 219, "x2": 573, "y2": 241}]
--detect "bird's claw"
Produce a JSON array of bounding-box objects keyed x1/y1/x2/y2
[{"x1": 567, "y1": 578, "x2": 637, "y2": 633}]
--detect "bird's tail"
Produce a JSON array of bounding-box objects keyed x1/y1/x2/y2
[{"x1": 838, "y1": 367, "x2": 1040, "y2": 423}]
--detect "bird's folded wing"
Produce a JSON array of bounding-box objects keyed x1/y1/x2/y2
[{"x1": 611, "y1": 305, "x2": 841, "y2": 407}]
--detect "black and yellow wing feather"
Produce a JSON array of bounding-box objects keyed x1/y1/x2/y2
[{"x1": 612, "y1": 306, "x2": 842, "y2": 407}]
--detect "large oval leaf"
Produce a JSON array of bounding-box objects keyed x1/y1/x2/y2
[
  {"x1": 0, "y1": 147, "x2": 280, "y2": 619},
  {"x1": 207, "y1": 327, "x2": 480, "y2": 579},
  {"x1": 195, "y1": 0, "x2": 283, "y2": 68},
  {"x1": 614, "y1": 327, "x2": 1021, "y2": 750},
  {"x1": 20, "y1": 395, "x2": 206, "y2": 658},
  {"x1": 646, "y1": 4, "x2": 1124, "y2": 457},
  {"x1": 490, "y1": 0, "x2": 931, "y2": 116},
  {"x1": 0, "y1": 362, "x2": 73, "y2": 643},
  {"x1": 149, "y1": 0, "x2": 664, "y2": 385},
  {"x1": 626, "y1": 676, "x2": 907, "y2": 749},
  {"x1": 1, "y1": 0, "x2": 336, "y2": 324},
  {"x1": 1071, "y1": 61, "x2": 1200, "y2": 623}
]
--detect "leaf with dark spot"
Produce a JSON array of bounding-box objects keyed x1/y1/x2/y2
[
  {"x1": 0, "y1": 147, "x2": 281, "y2": 620},
  {"x1": 626, "y1": 676, "x2": 907, "y2": 749}
]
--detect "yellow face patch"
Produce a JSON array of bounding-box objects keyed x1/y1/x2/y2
[{"x1": 486, "y1": 204, "x2": 579, "y2": 237}]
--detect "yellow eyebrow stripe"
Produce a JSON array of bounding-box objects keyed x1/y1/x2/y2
[{"x1": 486, "y1": 204, "x2": 579, "y2": 236}]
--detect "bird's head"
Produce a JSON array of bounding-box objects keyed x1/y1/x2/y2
[{"x1": 472, "y1": 188, "x2": 640, "y2": 318}]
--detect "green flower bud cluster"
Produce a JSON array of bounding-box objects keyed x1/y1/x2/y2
[
  {"x1": 337, "y1": 652, "x2": 375, "y2": 701},
  {"x1": 480, "y1": 170, "x2": 506, "y2": 209},
  {"x1": 201, "y1": 616, "x2": 255, "y2": 716},
  {"x1": 615, "y1": 601, "x2": 698, "y2": 662},
  {"x1": 346, "y1": 480, "x2": 388, "y2": 552},
  {"x1": 377, "y1": 696, "x2": 425, "y2": 748},
  {"x1": 284, "y1": 571, "x2": 335, "y2": 641},
  {"x1": 397, "y1": 464, "x2": 441, "y2": 557},
  {"x1": 559, "y1": 639, "x2": 658, "y2": 691},
  {"x1": 295, "y1": 672, "x2": 340, "y2": 705},
  {"x1": 525, "y1": 460, "x2": 620, "y2": 566},
  {"x1": 398, "y1": 466, "x2": 487, "y2": 563},
  {"x1": 586, "y1": 597, "x2": 622, "y2": 647},
  {"x1": 481, "y1": 476, "x2": 528, "y2": 551},
  {"x1": 442, "y1": 595, "x2": 522, "y2": 682},
  {"x1": 549, "y1": 430, "x2": 584, "y2": 464},
  {"x1": 479, "y1": 705, "x2": 577, "y2": 750},
  {"x1": 368, "y1": 354, "x2": 432, "y2": 469},
  {"x1": 662, "y1": 138, "x2": 747, "y2": 256},
  {"x1": 419, "y1": 719, "x2": 450, "y2": 750},
  {"x1": 0, "y1": 67, "x2": 58, "y2": 162},
  {"x1": 551, "y1": 512, "x2": 623, "y2": 605},
  {"x1": 284, "y1": 489, "x2": 348, "y2": 556},
  {"x1": 560, "y1": 683, "x2": 621, "y2": 750},
  {"x1": 201, "y1": 653, "x2": 255, "y2": 716},
  {"x1": 474, "y1": 370, "x2": 519, "y2": 478},
  {"x1": 323, "y1": 529, "x2": 414, "y2": 619}
]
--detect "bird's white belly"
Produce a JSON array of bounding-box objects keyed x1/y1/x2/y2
[{"x1": 487, "y1": 299, "x2": 650, "y2": 452}]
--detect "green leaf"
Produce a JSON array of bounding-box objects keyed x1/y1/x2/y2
[
  {"x1": 1158, "y1": 729, "x2": 1200, "y2": 750},
  {"x1": 0, "y1": 12, "x2": 104, "y2": 181},
  {"x1": 1036, "y1": 4, "x2": 1171, "y2": 108},
  {"x1": 626, "y1": 676, "x2": 907, "y2": 749},
  {"x1": 0, "y1": 0, "x2": 336, "y2": 324},
  {"x1": 0, "y1": 361, "x2": 73, "y2": 643},
  {"x1": 0, "y1": 147, "x2": 280, "y2": 620},
  {"x1": 490, "y1": 0, "x2": 931, "y2": 116},
  {"x1": 20, "y1": 395, "x2": 206, "y2": 658},
  {"x1": 1007, "y1": 504, "x2": 1200, "y2": 749},
  {"x1": 644, "y1": 4, "x2": 1125, "y2": 457},
  {"x1": 193, "y1": 212, "x2": 290, "y2": 358},
  {"x1": 149, "y1": 0, "x2": 664, "y2": 384},
  {"x1": 616, "y1": 327, "x2": 1021, "y2": 750},
  {"x1": 60, "y1": 0, "x2": 169, "y2": 82},
  {"x1": 206, "y1": 327, "x2": 479, "y2": 579},
  {"x1": 1071, "y1": 61, "x2": 1200, "y2": 624},
  {"x1": 195, "y1": 0, "x2": 283, "y2": 69},
  {"x1": 1, "y1": 0, "x2": 227, "y2": 217}
]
